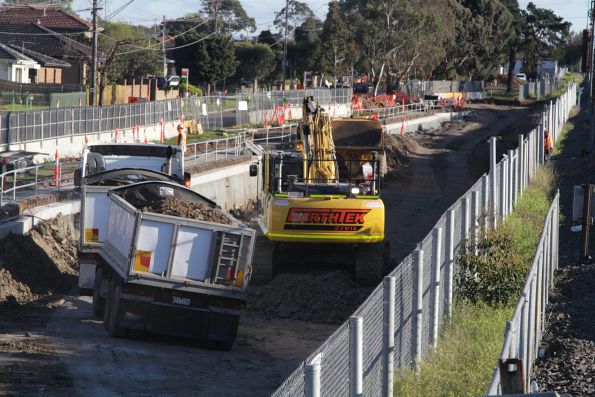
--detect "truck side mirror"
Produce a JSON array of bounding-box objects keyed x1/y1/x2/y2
[{"x1": 249, "y1": 163, "x2": 258, "y2": 177}]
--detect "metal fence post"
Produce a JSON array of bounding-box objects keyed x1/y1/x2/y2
[
  {"x1": 383, "y1": 276, "x2": 395, "y2": 397},
  {"x1": 414, "y1": 249, "x2": 424, "y2": 372},
  {"x1": 472, "y1": 191, "x2": 480, "y2": 253},
  {"x1": 520, "y1": 296, "x2": 530, "y2": 391},
  {"x1": 431, "y1": 228, "x2": 442, "y2": 349},
  {"x1": 481, "y1": 174, "x2": 489, "y2": 232},
  {"x1": 489, "y1": 137, "x2": 497, "y2": 229},
  {"x1": 463, "y1": 196, "x2": 470, "y2": 242},
  {"x1": 518, "y1": 135, "x2": 524, "y2": 195},
  {"x1": 508, "y1": 149, "x2": 515, "y2": 212},
  {"x1": 350, "y1": 316, "x2": 363, "y2": 397},
  {"x1": 501, "y1": 155, "x2": 508, "y2": 218},
  {"x1": 305, "y1": 359, "x2": 321, "y2": 397},
  {"x1": 446, "y1": 210, "x2": 455, "y2": 321}
]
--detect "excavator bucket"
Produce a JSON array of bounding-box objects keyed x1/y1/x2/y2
[{"x1": 332, "y1": 118, "x2": 385, "y2": 179}]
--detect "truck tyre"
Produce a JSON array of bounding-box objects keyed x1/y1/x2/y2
[
  {"x1": 92, "y1": 266, "x2": 105, "y2": 318},
  {"x1": 106, "y1": 278, "x2": 127, "y2": 338},
  {"x1": 354, "y1": 242, "x2": 389, "y2": 286},
  {"x1": 249, "y1": 235, "x2": 275, "y2": 285}
]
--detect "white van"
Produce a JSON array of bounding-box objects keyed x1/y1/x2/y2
[{"x1": 515, "y1": 73, "x2": 527, "y2": 81}]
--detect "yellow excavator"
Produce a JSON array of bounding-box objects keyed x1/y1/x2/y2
[{"x1": 250, "y1": 97, "x2": 389, "y2": 285}]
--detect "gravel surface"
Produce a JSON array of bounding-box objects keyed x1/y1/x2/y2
[{"x1": 531, "y1": 105, "x2": 595, "y2": 396}]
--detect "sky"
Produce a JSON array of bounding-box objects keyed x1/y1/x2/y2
[{"x1": 71, "y1": 0, "x2": 592, "y2": 33}]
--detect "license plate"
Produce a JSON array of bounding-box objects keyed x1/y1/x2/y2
[{"x1": 172, "y1": 296, "x2": 191, "y2": 306}]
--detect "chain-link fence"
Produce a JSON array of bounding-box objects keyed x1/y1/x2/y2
[
  {"x1": 0, "y1": 80, "x2": 85, "y2": 111},
  {"x1": 272, "y1": 84, "x2": 577, "y2": 397}
]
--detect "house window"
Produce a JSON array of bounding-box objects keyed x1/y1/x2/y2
[{"x1": 28, "y1": 68, "x2": 37, "y2": 84}]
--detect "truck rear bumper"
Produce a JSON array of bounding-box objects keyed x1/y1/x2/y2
[{"x1": 117, "y1": 293, "x2": 241, "y2": 345}]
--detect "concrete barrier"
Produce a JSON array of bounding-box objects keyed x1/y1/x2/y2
[
  {"x1": 189, "y1": 159, "x2": 257, "y2": 212},
  {"x1": 0, "y1": 199, "x2": 80, "y2": 238},
  {"x1": 384, "y1": 111, "x2": 471, "y2": 135}
]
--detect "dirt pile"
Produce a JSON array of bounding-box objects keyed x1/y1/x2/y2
[
  {"x1": 143, "y1": 198, "x2": 232, "y2": 225},
  {"x1": 0, "y1": 214, "x2": 78, "y2": 308},
  {"x1": 246, "y1": 271, "x2": 372, "y2": 324},
  {"x1": 384, "y1": 134, "x2": 420, "y2": 171}
]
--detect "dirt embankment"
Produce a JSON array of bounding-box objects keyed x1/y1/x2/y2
[{"x1": 0, "y1": 214, "x2": 78, "y2": 309}]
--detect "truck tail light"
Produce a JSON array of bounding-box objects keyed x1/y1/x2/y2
[{"x1": 184, "y1": 172, "x2": 191, "y2": 188}]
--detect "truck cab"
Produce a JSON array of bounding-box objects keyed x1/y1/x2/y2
[{"x1": 75, "y1": 143, "x2": 187, "y2": 186}]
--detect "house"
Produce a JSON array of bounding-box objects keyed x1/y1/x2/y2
[
  {"x1": 0, "y1": 43, "x2": 39, "y2": 83},
  {"x1": 0, "y1": 5, "x2": 91, "y2": 85},
  {"x1": 6, "y1": 45, "x2": 71, "y2": 84},
  {"x1": 0, "y1": 22, "x2": 91, "y2": 85}
]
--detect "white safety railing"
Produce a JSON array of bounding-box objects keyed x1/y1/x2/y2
[
  {"x1": 0, "y1": 161, "x2": 80, "y2": 206},
  {"x1": 185, "y1": 133, "x2": 247, "y2": 165},
  {"x1": 272, "y1": 84, "x2": 576, "y2": 397}
]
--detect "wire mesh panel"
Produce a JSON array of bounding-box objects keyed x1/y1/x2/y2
[
  {"x1": 354, "y1": 285, "x2": 384, "y2": 396},
  {"x1": 420, "y1": 232, "x2": 434, "y2": 358},
  {"x1": 318, "y1": 323, "x2": 351, "y2": 396},
  {"x1": 391, "y1": 254, "x2": 415, "y2": 369}
]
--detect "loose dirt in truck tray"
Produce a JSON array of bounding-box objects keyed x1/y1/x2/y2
[
  {"x1": 143, "y1": 198, "x2": 232, "y2": 225},
  {"x1": 0, "y1": 214, "x2": 78, "y2": 308}
]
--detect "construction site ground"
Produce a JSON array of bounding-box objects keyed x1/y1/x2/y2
[{"x1": 0, "y1": 103, "x2": 545, "y2": 397}]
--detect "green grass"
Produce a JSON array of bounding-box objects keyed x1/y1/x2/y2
[
  {"x1": 485, "y1": 87, "x2": 518, "y2": 101},
  {"x1": 394, "y1": 303, "x2": 514, "y2": 397},
  {"x1": 552, "y1": 110, "x2": 577, "y2": 156},
  {"x1": 393, "y1": 165, "x2": 556, "y2": 397}
]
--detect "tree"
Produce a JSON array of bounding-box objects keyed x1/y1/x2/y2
[
  {"x1": 500, "y1": 0, "x2": 525, "y2": 93},
  {"x1": 96, "y1": 22, "x2": 162, "y2": 105},
  {"x1": 522, "y1": 2, "x2": 570, "y2": 74},
  {"x1": 319, "y1": 2, "x2": 351, "y2": 85},
  {"x1": 341, "y1": 0, "x2": 447, "y2": 95},
  {"x1": 290, "y1": 16, "x2": 323, "y2": 80},
  {"x1": 273, "y1": 0, "x2": 315, "y2": 38},
  {"x1": 562, "y1": 32, "x2": 583, "y2": 69},
  {"x1": 174, "y1": 32, "x2": 238, "y2": 93},
  {"x1": 233, "y1": 42, "x2": 276, "y2": 90},
  {"x1": 200, "y1": 0, "x2": 256, "y2": 33}
]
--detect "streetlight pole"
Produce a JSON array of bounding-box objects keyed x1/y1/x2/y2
[{"x1": 162, "y1": 15, "x2": 167, "y2": 77}]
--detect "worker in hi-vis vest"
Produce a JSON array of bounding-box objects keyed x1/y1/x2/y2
[
  {"x1": 544, "y1": 129, "x2": 553, "y2": 161},
  {"x1": 177, "y1": 124, "x2": 187, "y2": 152}
]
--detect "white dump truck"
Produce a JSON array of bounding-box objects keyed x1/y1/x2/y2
[
  {"x1": 95, "y1": 181, "x2": 255, "y2": 349},
  {"x1": 78, "y1": 168, "x2": 184, "y2": 296},
  {"x1": 76, "y1": 142, "x2": 188, "y2": 296}
]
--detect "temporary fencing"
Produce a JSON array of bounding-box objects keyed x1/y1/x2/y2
[{"x1": 272, "y1": 84, "x2": 577, "y2": 397}]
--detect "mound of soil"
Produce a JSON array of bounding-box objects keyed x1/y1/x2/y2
[
  {"x1": 0, "y1": 214, "x2": 78, "y2": 308},
  {"x1": 246, "y1": 271, "x2": 372, "y2": 324},
  {"x1": 143, "y1": 198, "x2": 232, "y2": 225},
  {"x1": 384, "y1": 134, "x2": 420, "y2": 171}
]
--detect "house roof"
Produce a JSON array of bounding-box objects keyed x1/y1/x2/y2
[
  {"x1": 0, "y1": 42, "x2": 35, "y2": 62},
  {"x1": 5, "y1": 44, "x2": 70, "y2": 68},
  {"x1": 0, "y1": 6, "x2": 91, "y2": 31},
  {"x1": 0, "y1": 23, "x2": 90, "y2": 60}
]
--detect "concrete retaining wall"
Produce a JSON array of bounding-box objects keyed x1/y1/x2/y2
[
  {"x1": 384, "y1": 111, "x2": 471, "y2": 135},
  {"x1": 189, "y1": 160, "x2": 257, "y2": 211},
  {"x1": 0, "y1": 199, "x2": 80, "y2": 238}
]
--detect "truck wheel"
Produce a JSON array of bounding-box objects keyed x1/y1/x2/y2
[
  {"x1": 249, "y1": 235, "x2": 275, "y2": 285},
  {"x1": 106, "y1": 278, "x2": 127, "y2": 338},
  {"x1": 354, "y1": 242, "x2": 388, "y2": 286},
  {"x1": 92, "y1": 266, "x2": 105, "y2": 318}
]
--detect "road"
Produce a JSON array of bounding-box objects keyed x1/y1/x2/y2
[{"x1": 0, "y1": 103, "x2": 544, "y2": 396}]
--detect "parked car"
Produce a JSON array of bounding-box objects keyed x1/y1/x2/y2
[{"x1": 515, "y1": 73, "x2": 527, "y2": 81}]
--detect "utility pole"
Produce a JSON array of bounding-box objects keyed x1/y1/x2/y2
[
  {"x1": 90, "y1": 0, "x2": 99, "y2": 106},
  {"x1": 162, "y1": 15, "x2": 167, "y2": 77},
  {"x1": 282, "y1": 0, "x2": 289, "y2": 89}
]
